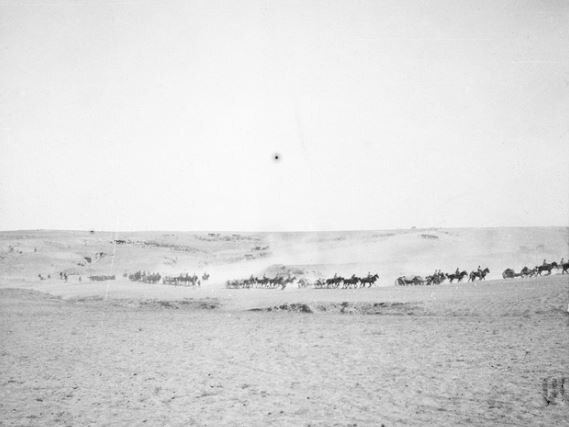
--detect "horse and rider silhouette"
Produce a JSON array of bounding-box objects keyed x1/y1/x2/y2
[
  {"x1": 446, "y1": 269, "x2": 468, "y2": 283},
  {"x1": 469, "y1": 266, "x2": 490, "y2": 281},
  {"x1": 536, "y1": 259, "x2": 559, "y2": 276}
]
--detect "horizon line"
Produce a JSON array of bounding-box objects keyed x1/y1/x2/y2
[{"x1": 1, "y1": 225, "x2": 568, "y2": 234}]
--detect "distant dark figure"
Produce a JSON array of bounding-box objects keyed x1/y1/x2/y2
[
  {"x1": 395, "y1": 275, "x2": 425, "y2": 286},
  {"x1": 447, "y1": 270, "x2": 468, "y2": 283},
  {"x1": 536, "y1": 262, "x2": 558, "y2": 276},
  {"x1": 469, "y1": 268, "x2": 490, "y2": 281},
  {"x1": 521, "y1": 266, "x2": 538, "y2": 277},
  {"x1": 78, "y1": 276, "x2": 82, "y2": 282},
  {"x1": 502, "y1": 268, "x2": 529, "y2": 279},
  {"x1": 502, "y1": 268, "x2": 516, "y2": 279},
  {"x1": 426, "y1": 270, "x2": 445, "y2": 286},
  {"x1": 360, "y1": 273, "x2": 379, "y2": 287}
]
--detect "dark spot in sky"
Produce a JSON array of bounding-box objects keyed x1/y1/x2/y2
[{"x1": 273, "y1": 153, "x2": 280, "y2": 161}]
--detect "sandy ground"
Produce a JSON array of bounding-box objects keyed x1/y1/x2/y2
[
  {"x1": 1, "y1": 274, "x2": 568, "y2": 426},
  {"x1": 1, "y1": 229, "x2": 568, "y2": 425}
]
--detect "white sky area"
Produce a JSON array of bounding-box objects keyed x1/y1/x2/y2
[{"x1": 1, "y1": 0, "x2": 568, "y2": 231}]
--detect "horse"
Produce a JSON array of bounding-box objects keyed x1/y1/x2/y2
[
  {"x1": 519, "y1": 266, "x2": 537, "y2": 278},
  {"x1": 360, "y1": 273, "x2": 379, "y2": 287},
  {"x1": 395, "y1": 276, "x2": 409, "y2": 286},
  {"x1": 326, "y1": 275, "x2": 342, "y2": 288},
  {"x1": 536, "y1": 262, "x2": 558, "y2": 276},
  {"x1": 412, "y1": 276, "x2": 425, "y2": 286},
  {"x1": 395, "y1": 275, "x2": 424, "y2": 286},
  {"x1": 425, "y1": 274, "x2": 440, "y2": 285},
  {"x1": 469, "y1": 268, "x2": 490, "y2": 281},
  {"x1": 562, "y1": 262, "x2": 569, "y2": 274},
  {"x1": 426, "y1": 272, "x2": 446, "y2": 285},
  {"x1": 342, "y1": 275, "x2": 360, "y2": 288},
  {"x1": 446, "y1": 270, "x2": 468, "y2": 283}
]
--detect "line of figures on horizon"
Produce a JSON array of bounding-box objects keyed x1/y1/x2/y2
[
  {"x1": 502, "y1": 258, "x2": 568, "y2": 279},
  {"x1": 37, "y1": 272, "x2": 116, "y2": 282},
  {"x1": 226, "y1": 273, "x2": 380, "y2": 290},
  {"x1": 126, "y1": 270, "x2": 210, "y2": 287},
  {"x1": 302, "y1": 273, "x2": 380, "y2": 289},
  {"x1": 226, "y1": 275, "x2": 298, "y2": 289},
  {"x1": 396, "y1": 269, "x2": 486, "y2": 286},
  {"x1": 35, "y1": 257, "x2": 568, "y2": 288},
  {"x1": 397, "y1": 257, "x2": 568, "y2": 286}
]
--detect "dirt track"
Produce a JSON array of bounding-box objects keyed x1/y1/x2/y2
[{"x1": 1, "y1": 275, "x2": 568, "y2": 426}]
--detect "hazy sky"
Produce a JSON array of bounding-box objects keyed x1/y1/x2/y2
[{"x1": 1, "y1": 0, "x2": 568, "y2": 231}]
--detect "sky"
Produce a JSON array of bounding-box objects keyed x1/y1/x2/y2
[{"x1": 1, "y1": 0, "x2": 568, "y2": 231}]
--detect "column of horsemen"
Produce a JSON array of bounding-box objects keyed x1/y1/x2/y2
[
  {"x1": 227, "y1": 273, "x2": 381, "y2": 289},
  {"x1": 126, "y1": 270, "x2": 210, "y2": 287},
  {"x1": 228, "y1": 258, "x2": 567, "y2": 289},
  {"x1": 39, "y1": 270, "x2": 211, "y2": 286},
  {"x1": 40, "y1": 258, "x2": 568, "y2": 288},
  {"x1": 396, "y1": 258, "x2": 568, "y2": 286}
]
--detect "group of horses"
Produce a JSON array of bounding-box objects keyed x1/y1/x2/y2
[
  {"x1": 226, "y1": 273, "x2": 381, "y2": 290},
  {"x1": 127, "y1": 270, "x2": 210, "y2": 287},
  {"x1": 396, "y1": 268, "x2": 490, "y2": 286},
  {"x1": 395, "y1": 258, "x2": 568, "y2": 286},
  {"x1": 226, "y1": 275, "x2": 297, "y2": 289},
  {"x1": 38, "y1": 257, "x2": 568, "y2": 291},
  {"x1": 502, "y1": 260, "x2": 569, "y2": 279},
  {"x1": 299, "y1": 273, "x2": 380, "y2": 289},
  {"x1": 88, "y1": 274, "x2": 116, "y2": 281},
  {"x1": 39, "y1": 272, "x2": 115, "y2": 282}
]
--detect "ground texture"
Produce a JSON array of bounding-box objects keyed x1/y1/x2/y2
[{"x1": 1, "y1": 275, "x2": 568, "y2": 426}]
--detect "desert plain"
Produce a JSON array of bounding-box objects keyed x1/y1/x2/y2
[{"x1": 0, "y1": 227, "x2": 568, "y2": 426}]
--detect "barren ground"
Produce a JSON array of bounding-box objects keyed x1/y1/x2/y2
[
  {"x1": 1, "y1": 275, "x2": 568, "y2": 426},
  {"x1": 1, "y1": 229, "x2": 568, "y2": 426}
]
